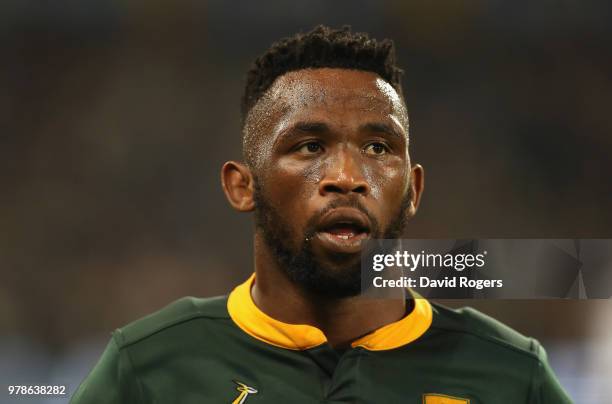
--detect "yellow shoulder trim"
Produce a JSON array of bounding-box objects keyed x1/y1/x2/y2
[
  {"x1": 423, "y1": 393, "x2": 470, "y2": 403},
  {"x1": 351, "y1": 289, "x2": 432, "y2": 351},
  {"x1": 227, "y1": 274, "x2": 326, "y2": 350},
  {"x1": 227, "y1": 273, "x2": 432, "y2": 351}
]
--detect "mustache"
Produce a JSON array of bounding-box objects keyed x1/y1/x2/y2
[{"x1": 303, "y1": 197, "x2": 380, "y2": 239}]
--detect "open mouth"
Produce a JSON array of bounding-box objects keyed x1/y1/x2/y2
[
  {"x1": 313, "y1": 208, "x2": 372, "y2": 253},
  {"x1": 320, "y1": 222, "x2": 369, "y2": 241}
]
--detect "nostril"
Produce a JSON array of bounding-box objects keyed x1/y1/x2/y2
[
  {"x1": 353, "y1": 185, "x2": 368, "y2": 194},
  {"x1": 323, "y1": 183, "x2": 344, "y2": 194},
  {"x1": 320, "y1": 181, "x2": 369, "y2": 195}
]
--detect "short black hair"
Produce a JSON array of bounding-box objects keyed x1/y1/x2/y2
[{"x1": 241, "y1": 25, "x2": 404, "y2": 123}]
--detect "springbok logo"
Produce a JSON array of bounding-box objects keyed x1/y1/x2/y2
[{"x1": 231, "y1": 380, "x2": 258, "y2": 404}]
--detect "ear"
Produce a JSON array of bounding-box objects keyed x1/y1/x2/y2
[
  {"x1": 407, "y1": 164, "x2": 425, "y2": 216},
  {"x1": 221, "y1": 161, "x2": 255, "y2": 212}
]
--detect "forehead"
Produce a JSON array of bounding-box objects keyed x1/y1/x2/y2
[
  {"x1": 264, "y1": 68, "x2": 406, "y2": 121},
  {"x1": 243, "y1": 68, "x2": 409, "y2": 167}
]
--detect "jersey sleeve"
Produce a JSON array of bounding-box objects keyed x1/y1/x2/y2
[
  {"x1": 530, "y1": 340, "x2": 574, "y2": 404},
  {"x1": 70, "y1": 332, "x2": 143, "y2": 404}
]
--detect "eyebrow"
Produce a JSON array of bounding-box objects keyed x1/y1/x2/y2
[
  {"x1": 359, "y1": 122, "x2": 404, "y2": 139},
  {"x1": 292, "y1": 121, "x2": 330, "y2": 133},
  {"x1": 275, "y1": 120, "x2": 405, "y2": 143},
  {"x1": 273, "y1": 121, "x2": 330, "y2": 145}
]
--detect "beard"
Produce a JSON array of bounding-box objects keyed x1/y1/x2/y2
[{"x1": 253, "y1": 180, "x2": 413, "y2": 299}]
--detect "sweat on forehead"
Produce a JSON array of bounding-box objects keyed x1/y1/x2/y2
[{"x1": 242, "y1": 68, "x2": 409, "y2": 167}]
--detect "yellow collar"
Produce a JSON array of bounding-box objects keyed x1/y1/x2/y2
[{"x1": 227, "y1": 273, "x2": 432, "y2": 351}]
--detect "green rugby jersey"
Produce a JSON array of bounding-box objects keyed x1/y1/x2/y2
[{"x1": 71, "y1": 274, "x2": 572, "y2": 403}]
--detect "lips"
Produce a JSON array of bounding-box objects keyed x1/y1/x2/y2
[{"x1": 313, "y1": 208, "x2": 372, "y2": 254}]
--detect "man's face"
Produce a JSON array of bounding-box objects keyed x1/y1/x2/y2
[{"x1": 246, "y1": 68, "x2": 420, "y2": 297}]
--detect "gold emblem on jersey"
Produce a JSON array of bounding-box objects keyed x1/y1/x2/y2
[
  {"x1": 232, "y1": 380, "x2": 258, "y2": 404},
  {"x1": 423, "y1": 393, "x2": 470, "y2": 404}
]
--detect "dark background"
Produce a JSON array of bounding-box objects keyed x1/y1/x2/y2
[{"x1": 1, "y1": 1, "x2": 611, "y2": 402}]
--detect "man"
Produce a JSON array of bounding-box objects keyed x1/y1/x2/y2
[{"x1": 71, "y1": 26, "x2": 572, "y2": 403}]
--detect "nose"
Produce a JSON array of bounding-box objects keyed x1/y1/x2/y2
[{"x1": 319, "y1": 148, "x2": 370, "y2": 196}]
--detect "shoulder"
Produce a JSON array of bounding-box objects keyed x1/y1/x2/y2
[
  {"x1": 422, "y1": 303, "x2": 572, "y2": 402},
  {"x1": 70, "y1": 297, "x2": 230, "y2": 403},
  {"x1": 428, "y1": 302, "x2": 543, "y2": 360},
  {"x1": 113, "y1": 295, "x2": 230, "y2": 349}
]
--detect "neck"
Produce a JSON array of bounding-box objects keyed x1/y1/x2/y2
[{"x1": 251, "y1": 233, "x2": 406, "y2": 349}]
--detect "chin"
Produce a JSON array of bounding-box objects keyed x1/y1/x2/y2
[{"x1": 290, "y1": 259, "x2": 363, "y2": 298}]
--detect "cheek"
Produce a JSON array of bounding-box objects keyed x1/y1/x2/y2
[
  {"x1": 364, "y1": 158, "x2": 409, "y2": 202},
  {"x1": 263, "y1": 158, "x2": 323, "y2": 219},
  {"x1": 302, "y1": 159, "x2": 325, "y2": 187}
]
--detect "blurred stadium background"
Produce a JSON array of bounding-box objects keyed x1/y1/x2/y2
[{"x1": 1, "y1": 1, "x2": 611, "y2": 402}]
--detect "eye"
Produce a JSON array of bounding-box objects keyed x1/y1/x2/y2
[
  {"x1": 297, "y1": 141, "x2": 323, "y2": 154},
  {"x1": 364, "y1": 142, "x2": 389, "y2": 156}
]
